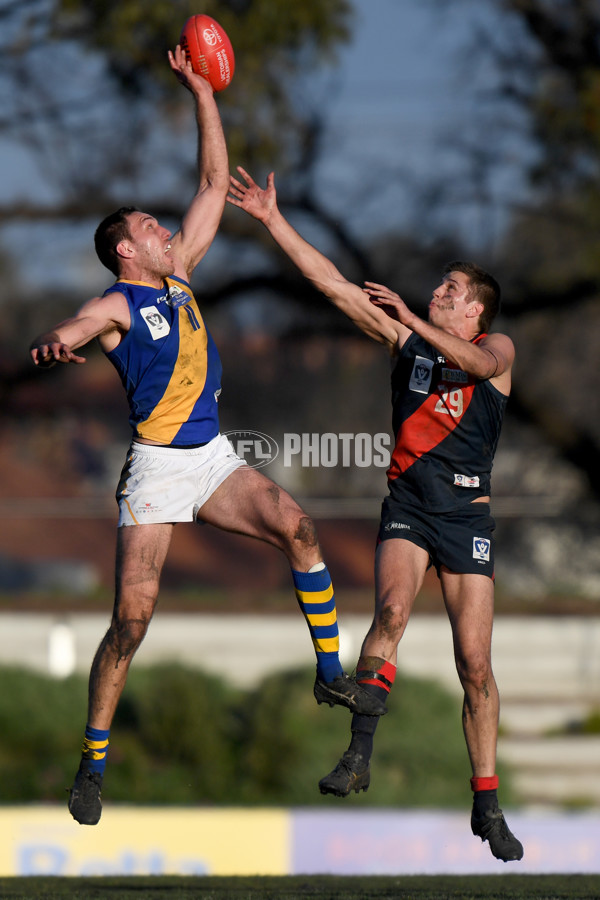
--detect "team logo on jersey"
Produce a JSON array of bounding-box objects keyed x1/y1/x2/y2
[
  {"x1": 409, "y1": 356, "x2": 433, "y2": 394},
  {"x1": 166, "y1": 285, "x2": 191, "y2": 309},
  {"x1": 473, "y1": 537, "x2": 491, "y2": 562},
  {"x1": 140, "y1": 306, "x2": 170, "y2": 340}
]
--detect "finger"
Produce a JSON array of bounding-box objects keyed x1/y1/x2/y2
[
  {"x1": 229, "y1": 175, "x2": 245, "y2": 190},
  {"x1": 236, "y1": 166, "x2": 255, "y2": 186}
]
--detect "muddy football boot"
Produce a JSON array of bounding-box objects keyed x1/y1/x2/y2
[
  {"x1": 319, "y1": 750, "x2": 371, "y2": 797},
  {"x1": 314, "y1": 674, "x2": 387, "y2": 716},
  {"x1": 68, "y1": 768, "x2": 103, "y2": 825},
  {"x1": 471, "y1": 807, "x2": 524, "y2": 861}
]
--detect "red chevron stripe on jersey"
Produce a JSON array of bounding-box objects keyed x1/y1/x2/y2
[{"x1": 388, "y1": 380, "x2": 476, "y2": 480}]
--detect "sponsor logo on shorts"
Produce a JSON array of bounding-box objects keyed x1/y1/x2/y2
[
  {"x1": 384, "y1": 522, "x2": 411, "y2": 532},
  {"x1": 138, "y1": 502, "x2": 160, "y2": 515},
  {"x1": 224, "y1": 431, "x2": 279, "y2": 469},
  {"x1": 473, "y1": 537, "x2": 491, "y2": 562}
]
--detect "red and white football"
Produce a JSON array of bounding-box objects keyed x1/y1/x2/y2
[{"x1": 179, "y1": 15, "x2": 235, "y2": 92}]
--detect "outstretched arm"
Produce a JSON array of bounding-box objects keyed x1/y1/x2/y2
[
  {"x1": 30, "y1": 292, "x2": 130, "y2": 368},
  {"x1": 168, "y1": 45, "x2": 229, "y2": 279},
  {"x1": 365, "y1": 282, "x2": 515, "y2": 389},
  {"x1": 227, "y1": 167, "x2": 408, "y2": 350}
]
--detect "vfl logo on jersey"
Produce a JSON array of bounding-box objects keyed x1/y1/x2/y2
[
  {"x1": 409, "y1": 356, "x2": 433, "y2": 394},
  {"x1": 140, "y1": 306, "x2": 170, "y2": 340},
  {"x1": 473, "y1": 537, "x2": 491, "y2": 562}
]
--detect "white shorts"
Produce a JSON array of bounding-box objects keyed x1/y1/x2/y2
[{"x1": 116, "y1": 433, "x2": 247, "y2": 526}]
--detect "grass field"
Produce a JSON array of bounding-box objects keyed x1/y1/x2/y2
[{"x1": 1, "y1": 875, "x2": 599, "y2": 900}]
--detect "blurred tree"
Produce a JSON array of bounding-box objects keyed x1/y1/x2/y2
[
  {"x1": 493, "y1": 0, "x2": 600, "y2": 500},
  {"x1": 427, "y1": 0, "x2": 600, "y2": 503},
  {"x1": 444, "y1": 0, "x2": 600, "y2": 303},
  {"x1": 0, "y1": 0, "x2": 352, "y2": 219}
]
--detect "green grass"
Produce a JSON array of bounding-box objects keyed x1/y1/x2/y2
[{"x1": 0, "y1": 875, "x2": 599, "y2": 900}]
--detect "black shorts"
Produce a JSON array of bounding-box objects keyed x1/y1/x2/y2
[{"x1": 378, "y1": 494, "x2": 496, "y2": 578}]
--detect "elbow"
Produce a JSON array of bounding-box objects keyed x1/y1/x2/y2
[{"x1": 200, "y1": 168, "x2": 230, "y2": 197}]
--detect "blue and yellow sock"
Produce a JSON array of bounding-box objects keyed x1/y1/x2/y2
[
  {"x1": 80, "y1": 725, "x2": 110, "y2": 776},
  {"x1": 292, "y1": 563, "x2": 344, "y2": 684}
]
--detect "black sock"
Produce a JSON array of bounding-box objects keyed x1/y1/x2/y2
[
  {"x1": 472, "y1": 788, "x2": 498, "y2": 817},
  {"x1": 347, "y1": 680, "x2": 388, "y2": 763}
]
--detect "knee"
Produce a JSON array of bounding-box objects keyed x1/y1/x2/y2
[
  {"x1": 281, "y1": 509, "x2": 320, "y2": 559},
  {"x1": 107, "y1": 615, "x2": 150, "y2": 663},
  {"x1": 371, "y1": 594, "x2": 408, "y2": 645},
  {"x1": 292, "y1": 514, "x2": 319, "y2": 549},
  {"x1": 455, "y1": 650, "x2": 493, "y2": 693}
]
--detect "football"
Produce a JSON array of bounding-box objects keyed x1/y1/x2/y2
[{"x1": 179, "y1": 15, "x2": 235, "y2": 91}]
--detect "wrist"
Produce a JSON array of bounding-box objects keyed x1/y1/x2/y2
[
  {"x1": 263, "y1": 204, "x2": 283, "y2": 232},
  {"x1": 402, "y1": 310, "x2": 420, "y2": 331}
]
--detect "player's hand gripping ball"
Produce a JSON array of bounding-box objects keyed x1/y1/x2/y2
[{"x1": 179, "y1": 15, "x2": 235, "y2": 91}]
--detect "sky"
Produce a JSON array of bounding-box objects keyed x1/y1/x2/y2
[
  {"x1": 311, "y1": 0, "x2": 533, "y2": 247},
  {"x1": 0, "y1": 0, "x2": 535, "y2": 291}
]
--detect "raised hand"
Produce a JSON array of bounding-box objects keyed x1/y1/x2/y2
[
  {"x1": 168, "y1": 44, "x2": 215, "y2": 98},
  {"x1": 227, "y1": 167, "x2": 277, "y2": 225},
  {"x1": 363, "y1": 281, "x2": 411, "y2": 325}
]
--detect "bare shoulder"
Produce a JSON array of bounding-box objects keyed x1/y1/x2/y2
[
  {"x1": 480, "y1": 331, "x2": 515, "y2": 366},
  {"x1": 68, "y1": 292, "x2": 131, "y2": 356},
  {"x1": 479, "y1": 331, "x2": 514, "y2": 395},
  {"x1": 80, "y1": 290, "x2": 131, "y2": 331}
]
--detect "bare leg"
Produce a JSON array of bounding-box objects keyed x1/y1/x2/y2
[
  {"x1": 198, "y1": 465, "x2": 322, "y2": 570},
  {"x1": 442, "y1": 569, "x2": 524, "y2": 861},
  {"x1": 318, "y1": 538, "x2": 429, "y2": 797},
  {"x1": 440, "y1": 568, "x2": 498, "y2": 776},
  {"x1": 87, "y1": 523, "x2": 173, "y2": 729},
  {"x1": 199, "y1": 466, "x2": 383, "y2": 713},
  {"x1": 360, "y1": 539, "x2": 430, "y2": 662}
]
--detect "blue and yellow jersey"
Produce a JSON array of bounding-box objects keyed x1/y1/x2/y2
[{"x1": 104, "y1": 276, "x2": 222, "y2": 445}]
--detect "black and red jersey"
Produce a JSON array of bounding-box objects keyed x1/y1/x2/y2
[{"x1": 387, "y1": 332, "x2": 507, "y2": 512}]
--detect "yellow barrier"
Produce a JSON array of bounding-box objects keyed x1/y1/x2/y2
[{"x1": 0, "y1": 807, "x2": 290, "y2": 876}]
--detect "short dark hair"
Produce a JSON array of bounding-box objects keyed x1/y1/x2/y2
[
  {"x1": 443, "y1": 260, "x2": 501, "y2": 333},
  {"x1": 94, "y1": 207, "x2": 138, "y2": 276}
]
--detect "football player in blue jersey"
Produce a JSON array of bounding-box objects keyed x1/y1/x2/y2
[
  {"x1": 228, "y1": 167, "x2": 523, "y2": 864},
  {"x1": 30, "y1": 46, "x2": 384, "y2": 827}
]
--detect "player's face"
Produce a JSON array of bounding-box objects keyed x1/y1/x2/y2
[
  {"x1": 126, "y1": 212, "x2": 175, "y2": 278},
  {"x1": 428, "y1": 271, "x2": 474, "y2": 327}
]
